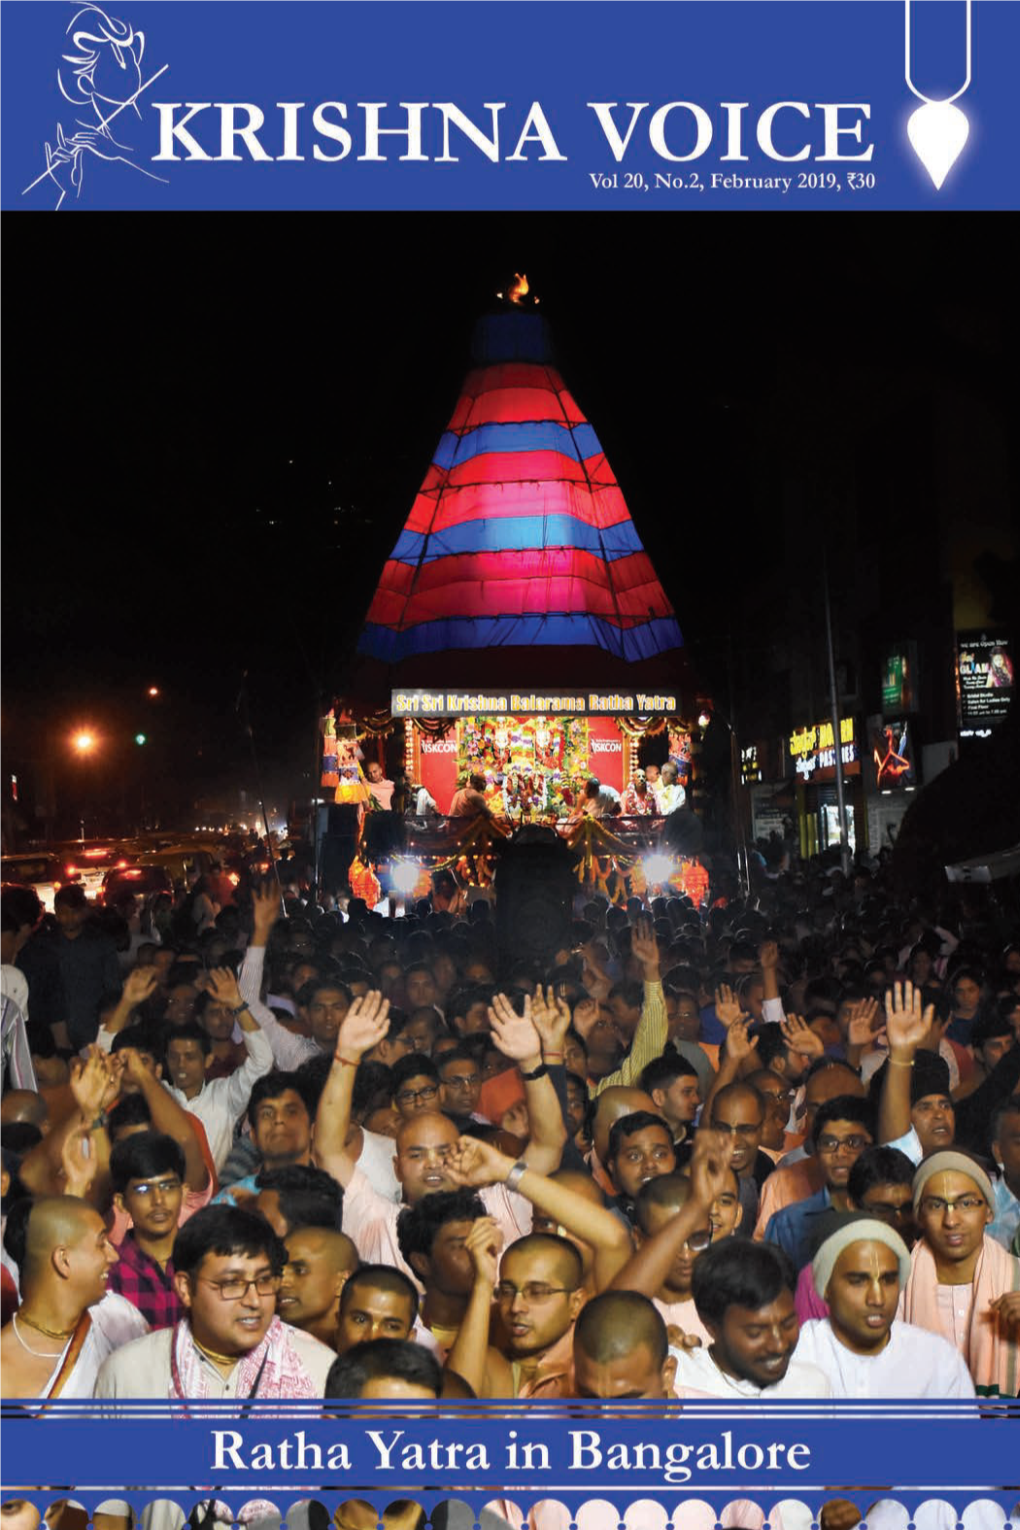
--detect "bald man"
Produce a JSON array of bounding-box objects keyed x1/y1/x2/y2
[
  {"x1": 1, "y1": 1090, "x2": 48, "y2": 1132},
  {"x1": 573, "y1": 1289, "x2": 678, "y2": 1399},
  {"x1": 494, "y1": 1233, "x2": 585, "y2": 1397},
  {"x1": 0, "y1": 1197, "x2": 147, "y2": 1397},
  {"x1": 709, "y1": 1082, "x2": 768, "y2": 1229},
  {"x1": 277, "y1": 1226, "x2": 358, "y2": 1348},
  {"x1": 587, "y1": 1086, "x2": 657, "y2": 1194}
]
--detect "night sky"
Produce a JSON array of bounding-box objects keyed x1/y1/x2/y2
[{"x1": 3, "y1": 212, "x2": 1013, "y2": 829}]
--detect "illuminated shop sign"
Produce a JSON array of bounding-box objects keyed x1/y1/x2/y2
[
  {"x1": 788, "y1": 717, "x2": 859, "y2": 781},
  {"x1": 393, "y1": 690, "x2": 678, "y2": 717},
  {"x1": 867, "y1": 716, "x2": 916, "y2": 791},
  {"x1": 741, "y1": 745, "x2": 761, "y2": 785},
  {"x1": 881, "y1": 644, "x2": 917, "y2": 714},
  {"x1": 957, "y1": 632, "x2": 1013, "y2": 736}
]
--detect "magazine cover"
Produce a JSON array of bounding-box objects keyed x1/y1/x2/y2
[{"x1": 2, "y1": 4, "x2": 1018, "y2": 1530}]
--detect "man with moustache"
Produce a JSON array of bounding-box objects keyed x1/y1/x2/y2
[
  {"x1": 764, "y1": 1097, "x2": 876, "y2": 1269},
  {"x1": 675, "y1": 1240, "x2": 831, "y2": 1397}
]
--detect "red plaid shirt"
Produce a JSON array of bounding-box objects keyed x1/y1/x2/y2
[{"x1": 108, "y1": 1232, "x2": 182, "y2": 1329}]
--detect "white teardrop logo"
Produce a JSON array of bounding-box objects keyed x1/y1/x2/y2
[{"x1": 907, "y1": 100, "x2": 970, "y2": 189}]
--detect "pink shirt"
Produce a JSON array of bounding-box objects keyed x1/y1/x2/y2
[{"x1": 341, "y1": 1167, "x2": 532, "y2": 1285}]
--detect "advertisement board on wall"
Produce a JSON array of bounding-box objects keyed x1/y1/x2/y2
[{"x1": 957, "y1": 632, "x2": 1014, "y2": 735}]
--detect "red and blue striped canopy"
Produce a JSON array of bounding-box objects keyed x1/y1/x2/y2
[{"x1": 354, "y1": 310, "x2": 686, "y2": 692}]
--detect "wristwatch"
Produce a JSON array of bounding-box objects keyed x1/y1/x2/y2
[
  {"x1": 229, "y1": 1002, "x2": 250, "y2": 1017},
  {"x1": 519, "y1": 1061, "x2": 548, "y2": 1081},
  {"x1": 505, "y1": 1158, "x2": 528, "y2": 1192}
]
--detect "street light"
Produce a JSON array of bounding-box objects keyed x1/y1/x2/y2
[
  {"x1": 73, "y1": 731, "x2": 97, "y2": 754},
  {"x1": 147, "y1": 686, "x2": 160, "y2": 698}
]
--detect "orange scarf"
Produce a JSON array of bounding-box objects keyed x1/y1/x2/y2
[{"x1": 900, "y1": 1234, "x2": 1020, "y2": 1397}]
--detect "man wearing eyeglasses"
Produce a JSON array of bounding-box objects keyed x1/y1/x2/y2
[
  {"x1": 899, "y1": 1151, "x2": 1020, "y2": 1396},
  {"x1": 93, "y1": 1205, "x2": 335, "y2": 1397},
  {"x1": 107, "y1": 1131, "x2": 191, "y2": 1328},
  {"x1": 763, "y1": 1097, "x2": 876, "y2": 1269},
  {"x1": 389, "y1": 1055, "x2": 442, "y2": 1121},
  {"x1": 490, "y1": 1232, "x2": 586, "y2": 1397}
]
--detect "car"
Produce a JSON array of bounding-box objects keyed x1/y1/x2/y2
[
  {"x1": 1, "y1": 853, "x2": 65, "y2": 913},
  {"x1": 101, "y1": 863, "x2": 174, "y2": 906},
  {"x1": 54, "y1": 843, "x2": 135, "y2": 902}
]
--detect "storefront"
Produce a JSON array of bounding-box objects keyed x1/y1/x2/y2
[{"x1": 787, "y1": 716, "x2": 862, "y2": 857}]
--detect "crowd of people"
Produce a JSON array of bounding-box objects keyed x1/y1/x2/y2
[{"x1": 1, "y1": 845, "x2": 1018, "y2": 1403}]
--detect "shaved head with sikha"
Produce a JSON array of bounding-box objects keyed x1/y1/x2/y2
[
  {"x1": 573, "y1": 1290, "x2": 677, "y2": 1399},
  {"x1": 591, "y1": 1087, "x2": 657, "y2": 1164}
]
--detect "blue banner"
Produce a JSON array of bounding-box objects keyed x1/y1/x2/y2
[
  {"x1": 2, "y1": 1401, "x2": 1018, "y2": 1498},
  {"x1": 3, "y1": 2, "x2": 1017, "y2": 211}
]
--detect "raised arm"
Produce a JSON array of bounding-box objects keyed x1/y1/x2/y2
[
  {"x1": 203, "y1": 967, "x2": 275, "y2": 1122},
  {"x1": 592, "y1": 918, "x2": 668, "y2": 1095},
  {"x1": 609, "y1": 1129, "x2": 732, "y2": 1297},
  {"x1": 701, "y1": 1013, "x2": 757, "y2": 1122},
  {"x1": 443, "y1": 1216, "x2": 513, "y2": 1399},
  {"x1": 313, "y1": 991, "x2": 390, "y2": 1188},
  {"x1": 759, "y1": 940, "x2": 787, "y2": 1025},
  {"x1": 120, "y1": 1047, "x2": 210, "y2": 1191},
  {"x1": 95, "y1": 967, "x2": 160, "y2": 1048},
  {"x1": 239, "y1": 882, "x2": 283, "y2": 1004},
  {"x1": 487, "y1": 993, "x2": 566, "y2": 1175},
  {"x1": 447, "y1": 1134, "x2": 632, "y2": 1292},
  {"x1": 19, "y1": 1049, "x2": 119, "y2": 1205},
  {"x1": 878, "y1": 981, "x2": 933, "y2": 1145}
]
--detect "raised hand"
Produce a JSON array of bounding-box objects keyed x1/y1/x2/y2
[
  {"x1": 251, "y1": 879, "x2": 283, "y2": 938},
  {"x1": 463, "y1": 1215, "x2": 503, "y2": 1287},
  {"x1": 335, "y1": 990, "x2": 390, "y2": 1062},
  {"x1": 846, "y1": 997, "x2": 884, "y2": 1050},
  {"x1": 884, "y1": 981, "x2": 934, "y2": 1058},
  {"x1": 122, "y1": 966, "x2": 160, "y2": 1008},
  {"x1": 60, "y1": 1123, "x2": 97, "y2": 1198},
  {"x1": 688, "y1": 1127, "x2": 736, "y2": 1208},
  {"x1": 206, "y1": 966, "x2": 243, "y2": 1010},
  {"x1": 445, "y1": 1134, "x2": 512, "y2": 1189},
  {"x1": 70, "y1": 1049, "x2": 113, "y2": 1121},
  {"x1": 117, "y1": 1046, "x2": 154, "y2": 1092},
  {"x1": 714, "y1": 983, "x2": 746, "y2": 1030},
  {"x1": 501, "y1": 1101, "x2": 530, "y2": 1140},
  {"x1": 488, "y1": 992, "x2": 542, "y2": 1064},
  {"x1": 781, "y1": 1012, "x2": 825, "y2": 1061},
  {"x1": 570, "y1": 995, "x2": 600, "y2": 1042},
  {"x1": 758, "y1": 940, "x2": 779, "y2": 971},
  {"x1": 630, "y1": 916, "x2": 660, "y2": 977},
  {"x1": 530, "y1": 984, "x2": 572, "y2": 1056},
  {"x1": 725, "y1": 1016, "x2": 759, "y2": 1066}
]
